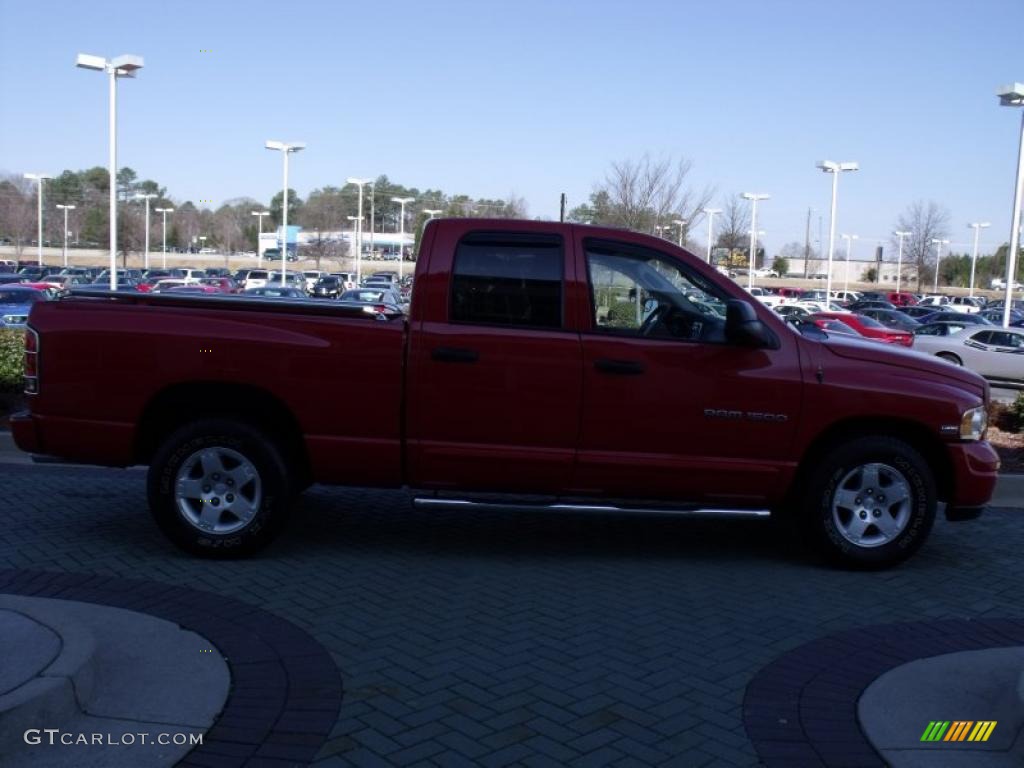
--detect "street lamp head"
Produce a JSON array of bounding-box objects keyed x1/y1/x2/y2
[
  {"x1": 838, "y1": 162, "x2": 859, "y2": 172},
  {"x1": 423, "y1": 209, "x2": 443, "y2": 216},
  {"x1": 346, "y1": 177, "x2": 371, "y2": 186},
  {"x1": 702, "y1": 208, "x2": 722, "y2": 215},
  {"x1": 286, "y1": 143, "x2": 306, "y2": 153},
  {"x1": 969, "y1": 222, "x2": 992, "y2": 229},
  {"x1": 894, "y1": 230, "x2": 912, "y2": 237},
  {"x1": 251, "y1": 210, "x2": 268, "y2": 216},
  {"x1": 75, "y1": 53, "x2": 107, "y2": 71},
  {"x1": 110, "y1": 55, "x2": 143, "y2": 77},
  {"x1": 55, "y1": 204, "x2": 76, "y2": 210},
  {"x1": 133, "y1": 193, "x2": 157, "y2": 201},
  {"x1": 997, "y1": 83, "x2": 1024, "y2": 106},
  {"x1": 672, "y1": 219, "x2": 686, "y2": 226},
  {"x1": 816, "y1": 160, "x2": 838, "y2": 172},
  {"x1": 391, "y1": 197, "x2": 414, "y2": 204},
  {"x1": 265, "y1": 140, "x2": 285, "y2": 151},
  {"x1": 156, "y1": 207, "x2": 174, "y2": 214},
  {"x1": 24, "y1": 173, "x2": 52, "y2": 181},
  {"x1": 741, "y1": 193, "x2": 770, "y2": 201}
]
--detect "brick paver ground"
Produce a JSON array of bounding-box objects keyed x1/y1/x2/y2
[{"x1": 1, "y1": 463, "x2": 1021, "y2": 767}]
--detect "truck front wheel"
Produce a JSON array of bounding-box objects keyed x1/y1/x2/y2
[
  {"x1": 147, "y1": 419, "x2": 293, "y2": 557},
  {"x1": 802, "y1": 436, "x2": 936, "y2": 568}
]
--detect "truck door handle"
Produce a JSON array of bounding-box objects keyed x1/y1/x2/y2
[
  {"x1": 432, "y1": 346, "x2": 479, "y2": 363},
  {"x1": 594, "y1": 358, "x2": 645, "y2": 375}
]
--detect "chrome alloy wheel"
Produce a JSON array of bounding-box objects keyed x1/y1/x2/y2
[
  {"x1": 174, "y1": 447, "x2": 262, "y2": 535},
  {"x1": 831, "y1": 462, "x2": 912, "y2": 548}
]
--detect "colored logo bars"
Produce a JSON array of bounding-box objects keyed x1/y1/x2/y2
[{"x1": 920, "y1": 721, "x2": 997, "y2": 743}]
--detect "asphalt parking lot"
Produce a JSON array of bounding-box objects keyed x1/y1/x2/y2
[{"x1": 1, "y1": 463, "x2": 1023, "y2": 767}]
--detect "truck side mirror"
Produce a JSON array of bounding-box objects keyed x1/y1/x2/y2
[{"x1": 725, "y1": 299, "x2": 780, "y2": 349}]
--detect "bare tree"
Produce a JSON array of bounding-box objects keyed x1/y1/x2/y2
[
  {"x1": 595, "y1": 154, "x2": 714, "y2": 238},
  {"x1": 714, "y1": 195, "x2": 751, "y2": 259},
  {"x1": 892, "y1": 201, "x2": 950, "y2": 291},
  {"x1": 0, "y1": 175, "x2": 37, "y2": 260}
]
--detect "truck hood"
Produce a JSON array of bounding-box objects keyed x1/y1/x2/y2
[{"x1": 819, "y1": 335, "x2": 986, "y2": 393}]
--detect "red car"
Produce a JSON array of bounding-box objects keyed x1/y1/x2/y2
[
  {"x1": 12, "y1": 219, "x2": 997, "y2": 568},
  {"x1": 887, "y1": 291, "x2": 918, "y2": 307},
  {"x1": 810, "y1": 312, "x2": 914, "y2": 346}
]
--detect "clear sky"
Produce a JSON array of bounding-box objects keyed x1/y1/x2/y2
[{"x1": 1, "y1": 0, "x2": 1022, "y2": 256}]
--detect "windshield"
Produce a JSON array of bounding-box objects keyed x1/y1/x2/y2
[
  {"x1": 854, "y1": 314, "x2": 886, "y2": 329},
  {"x1": 0, "y1": 290, "x2": 42, "y2": 303}
]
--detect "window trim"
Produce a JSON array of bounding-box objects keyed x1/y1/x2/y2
[{"x1": 447, "y1": 231, "x2": 567, "y2": 332}]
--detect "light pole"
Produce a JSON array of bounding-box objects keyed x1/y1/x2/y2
[
  {"x1": 155, "y1": 207, "x2": 174, "y2": 268},
  {"x1": 703, "y1": 207, "x2": 721, "y2": 264},
  {"x1": 346, "y1": 216, "x2": 360, "y2": 278},
  {"x1": 76, "y1": 53, "x2": 144, "y2": 290},
  {"x1": 251, "y1": 210, "x2": 269, "y2": 268},
  {"x1": 368, "y1": 182, "x2": 376, "y2": 259},
  {"x1": 672, "y1": 219, "x2": 687, "y2": 247},
  {"x1": 24, "y1": 173, "x2": 52, "y2": 266},
  {"x1": 133, "y1": 193, "x2": 157, "y2": 270},
  {"x1": 894, "y1": 230, "x2": 911, "y2": 294},
  {"x1": 391, "y1": 196, "x2": 414, "y2": 279},
  {"x1": 931, "y1": 238, "x2": 950, "y2": 292},
  {"x1": 997, "y1": 83, "x2": 1024, "y2": 328},
  {"x1": 265, "y1": 140, "x2": 305, "y2": 286},
  {"x1": 816, "y1": 160, "x2": 859, "y2": 302},
  {"x1": 741, "y1": 193, "x2": 769, "y2": 292},
  {"x1": 55, "y1": 204, "x2": 75, "y2": 267},
  {"x1": 347, "y1": 178, "x2": 371, "y2": 283},
  {"x1": 841, "y1": 234, "x2": 859, "y2": 294},
  {"x1": 968, "y1": 222, "x2": 991, "y2": 297}
]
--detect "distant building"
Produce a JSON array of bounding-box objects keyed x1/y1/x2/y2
[{"x1": 258, "y1": 229, "x2": 414, "y2": 259}]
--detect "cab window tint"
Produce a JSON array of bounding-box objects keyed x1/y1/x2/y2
[{"x1": 451, "y1": 234, "x2": 563, "y2": 329}]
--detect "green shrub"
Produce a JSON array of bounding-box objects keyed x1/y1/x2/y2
[
  {"x1": 606, "y1": 301, "x2": 640, "y2": 328},
  {"x1": 0, "y1": 329, "x2": 24, "y2": 393},
  {"x1": 1007, "y1": 393, "x2": 1024, "y2": 433}
]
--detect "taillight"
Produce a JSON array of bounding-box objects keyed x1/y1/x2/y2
[{"x1": 24, "y1": 326, "x2": 39, "y2": 394}]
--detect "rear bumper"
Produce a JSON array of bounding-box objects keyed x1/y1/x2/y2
[
  {"x1": 9, "y1": 411, "x2": 135, "y2": 466},
  {"x1": 947, "y1": 440, "x2": 1001, "y2": 508}
]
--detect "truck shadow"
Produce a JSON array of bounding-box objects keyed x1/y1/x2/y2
[{"x1": 281, "y1": 486, "x2": 807, "y2": 565}]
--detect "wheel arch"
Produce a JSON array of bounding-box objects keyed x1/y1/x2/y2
[
  {"x1": 792, "y1": 417, "x2": 954, "y2": 503},
  {"x1": 134, "y1": 381, "x2": 311, "y2": 484}
]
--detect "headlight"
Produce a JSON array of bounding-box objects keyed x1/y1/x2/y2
[{"x1": 959, "y1": 406, "x2": 987, "y2": 441}]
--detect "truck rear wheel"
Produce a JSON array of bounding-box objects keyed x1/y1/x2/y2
[
  {"x1": 802, "y1": 436, "x2": 936, "y2": 568},
  {"x1": 147, "y1": 419, "x2": 293, "y2": 557}
]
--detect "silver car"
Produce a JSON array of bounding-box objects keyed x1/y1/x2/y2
[{"x1": 912, "y1": 325, "x2": 1024, "y2": 387}]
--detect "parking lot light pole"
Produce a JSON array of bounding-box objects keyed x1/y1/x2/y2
[
  {"x1": 841, "y1": 234, "x2": 859, "y2": 294},
  {"x1": 76, "y1": 53, "x2": 143, "y2": 290},
  {"x1": 741, "y1": 193, "x2": 769, "y2": 292},
  {"x1": 24, "y1": 173, "x2": 52, "y2": 266},
  {"x1": 133, "y1": 193, "x2": 157, "y2": 270},
  {"x1": 251, "y1": 210, "x2": 269, "y2": 268},
  {"x1": 346, "y1": 216, "x2": 360, "y2": 279},
  {"x1": 703, "y1": 207, "x2": 721, "y2": 264},
  {"x1": 816, "y1": 161, "x2": 858, "y2": 301},
  {"x1": 931, "y1": 238, "x2": 950, "y2": 292},
  {"x1": 347, "y1": 178, "x2": 371, "y2": 283},
  {"x1": 55, "y1": 204, "x2": 75, "y2": 267},
  {"x1": 155, "y1": 207, "x2": 174, "y2": 268},
  {"x1": 672, "y1": 219, "x2": 687, "y2": 247},
  {"x1": 894, "y1": 230, "x2": 911, "y2": 294},
  {"x1": 997, "y1": 83, "x2": 1024, "y2": 328},
  {"x1": 968, "y1": 222, "x2": 991, "y2": 298},
  {"x1": 265, "y1": 141, "x2": 305, "y2": 286},
  {"x1": 391, "y1": 197, "x2": 414, "y2": 280}
]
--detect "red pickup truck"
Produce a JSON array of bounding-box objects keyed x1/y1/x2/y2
[{"x1": 12, "y1": 219, "x2": 1000, "y2": 567}]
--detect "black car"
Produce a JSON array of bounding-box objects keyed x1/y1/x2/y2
[
  {"x1": 857, "y1": 308, "x2": 921, "y2": 332},
  {"x1": 915, "y1": 311, "x2": 992, "y2": 326},
  {"x1": 898, "y1": 305, "x2": 938, "y2": 319},
  {"x1": 242, "y1": 286, "x2": 307, "y2": 299},
  {"x1": 311, "y1": 276, "x2": 343, "y2": 299},
  {"x1": 774, "y1": 304, "x2": 810, "y2": 320},
  {"x1": 338, "y1": 288, "x2": 405, "y2": 314},
  {"x1": 847, "y1": 299, "x2": 897, "y2": 312}
]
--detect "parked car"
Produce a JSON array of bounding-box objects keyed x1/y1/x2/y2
[
  {"x1": 243, "y1": 286, "x2": 308, "y2": 299},
  {"x1": 847, "y1": 299, "x2": 897, "y2": 312},
  {"x1": 337, "y1": 288, "x2": 405, "y2": 314},
  {"x1": 915, "y1": 311, "x2": 992, "y2": 327},
  {"x1": 913, "y1": 321, "x2": 972, "y2": 338},
  {"x1": 13, "y1": 219, "x2": 999, "y2": 569},
  {"x1": 237, "y1": 270, "x2": 271, "y2": 290},
  {"x1": 911, "y1": 325, "x2": 1024, "y2": 388},
  {"x1": 150, "y1": 279, "x2": 188, "y2": 293},
  {"x1": 918, "y1": 294, "x2": 951, "y2": 308},
  {"x1": 947, "y1": 296, "x2": 984, "y2": 314},
  {"x1": 979, "y1": 308, "x2": 1024, "y2": 327},
  {"x1": 898, "y1": 305, "x2": 940, "y2": 319},
  {"x1": 0, "y1": 286, "x2": 48, "y2": 327},
  {"x1": 196, "y1": 277, "x2": 242, "y2": 294},
  {"x1": 329, "y1": 272, "x2": 357, "y2": 291},
  {"x1": 886, "y1": 292, "x2": 918, "y2": 307},
  {"x1": 830, "y1": 291, "x2": 861, "y2": 304},
  {"x1": 774, "y1": 304, "x2": 810, "y2": 320},
  {"x1": 806, "y1": 317, "x2": 865, "y2": 338},
  {"x1": 856, "y1": 308, "x2": 922, "y2": 332},
  {"x1": 311, "y1": 276, "x2": 343, "y2": 299},
  {"x1": 302, "y1": 271, "x2": 327, "y2": 293},
  {"x1": 809, "y1": 312, "x2": 914, "y2": 346}
]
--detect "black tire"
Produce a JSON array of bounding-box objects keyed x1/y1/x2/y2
[
  {"x1": 147, "y1": 418, "x2": 293, "y2": 557},
  {"x1": 937, "y1": 352, "x2": 962, "y2": 366},
  {"x1": 800, "y1": 436, "x2": 936, "y2": 569}
]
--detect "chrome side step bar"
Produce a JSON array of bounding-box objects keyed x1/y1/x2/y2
[{"x1": 412, "y1": 497, "x2": 770, "y2": 518}]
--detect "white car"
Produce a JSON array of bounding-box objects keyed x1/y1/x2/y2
[
  {"x1": 912, "y1": 325, "x2": 1024, "y2": 387},
  {"x1": 792, "y1": 300, "x2": 845, "y2": 313},
  {"x1": 991, "y1": 278, "x2": 1024, "y2": 290},
  {"x1": 947, "y1": 296, "x2": 983, "y2": 314},
  {"x1": 752, "y1": 267, "x2": 778, "y2": 278},
  {"x1": 238, "y1": 269, "x2": 271, "y2": 290},
  {"x1": 830, "y1": 290, "x2": 861, "y2": 303},
  {"x1": 918, "y1": 294, "x2": 950, "y2": 308}
]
